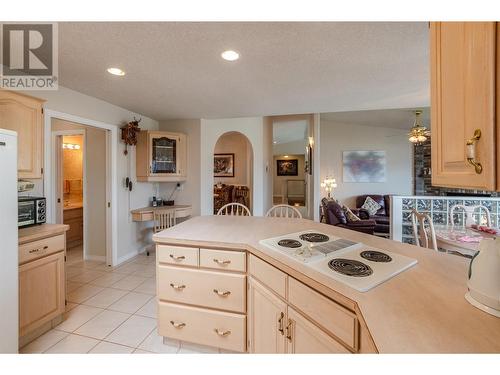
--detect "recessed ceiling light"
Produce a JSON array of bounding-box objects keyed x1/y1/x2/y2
[
  {"x1": 107, "y1": 67, "x2": 125, "y2": 76},
  {"x1": 273, "y1": 141, "x2": 277, "y2": 144},
  {"x1": 221, "y1": 50, "x2": 239, "y2": 61}
]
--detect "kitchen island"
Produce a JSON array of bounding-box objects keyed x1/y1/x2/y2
[{"x1": 153, "y1": 216, "x2": 500, "y2": 353}]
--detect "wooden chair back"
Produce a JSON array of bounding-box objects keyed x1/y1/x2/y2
[
  {"x1": 449, "y1": 204, "x2": 491, "y2": 228},
  {"x1": 154, "y1": 208, "x2": 176, "y2": 233},
  {"x1": 217, "y1": 203, "x2": 251, "y2": 216},
  {"x1": 266, "y1": 204, "x2": 302, "y2": 219},
  {"x1": 411, "y1": 209, "x2": 438, "y2": 251}
]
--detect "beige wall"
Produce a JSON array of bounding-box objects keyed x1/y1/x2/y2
[
  {"x1": 22, "y1": 86, "x2": 159, "y2": 264},
  {"x1": 53, "y1": 120, "x2": 107, "y2": 259},
  {"x1": 320, "y1": 119, "x2": 412, "y2": 207},
  {"x1": 213, "y1": 132, "x2": 252, "y2": 187}
]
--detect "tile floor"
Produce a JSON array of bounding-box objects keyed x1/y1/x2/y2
[{"x1": 20, "y1": 246, "x2": 223, "y2": 354}]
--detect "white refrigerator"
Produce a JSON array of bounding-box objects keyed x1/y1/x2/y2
[{"x1": 0, "y1": 129, "x2": 18, "y2": 353}]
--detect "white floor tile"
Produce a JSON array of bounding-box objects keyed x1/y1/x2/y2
[
  {"x1": 65, "y1": 266, "x2": 86, "y2": 279},
  {"x1": 82, "y1": 288, "x2": 128, "y2": 309},
  {"x1": 67, "y1": 284, "x2": 104, "y2": 303},
  {"x1": 66, "y1": 281, "x2": 85, "y2": 293},
  {"x1": 104, "y1": 315, "x2": 156, "y2": 348},
  {"x1": 55, "y1": 304, "x2": 104, "y2": 332},
  {"x1": 90, "y1": 272, "x2": 127, "y2": 287},
  {"x1": 133, "y1": 349, "x2": 155, "y2": 354},
  {"x1": 113, "y1": 263, "x2": 144, "y2": 275},
  {"x1": 75, "y1": 310, "x2": 130, "y2": 340},
  {"x1": 69, "y1": 270, "x2": 106, "y2": 283},
  {"x1": 132, "y1": 266, "x2": 156, "y2": 278},
  {"x1": 89, "y1": 341, "x2": 134, "y2": 354},
  {"x1": 135, "y1": 298, "x2": 157, "y2": 318},
  {"x1": 108, "y1": 292, "x2": 153, "y2": 314},
  {"x1": 20, "y1": 329, "x2": 69, "y2": 353},
  {"x1": 138, "y1": 330, "x2": 179, "y2": 353},
  {"x1": 65, "y1": 302, "x2": 79, "y2": 312},
  {"x1": 133, "y1": 278, "x2": 156, "y2": 295},
  {"x1": 111, "y1": 275, "x2": 148, "y2": 291},
  {"x1": 44, "y1": 334, "x2": 100, "y2": 353}
]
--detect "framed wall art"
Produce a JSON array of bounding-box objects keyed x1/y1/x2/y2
[{"x1": 214, "y1": 153, "x2": 235, "y2": 177}]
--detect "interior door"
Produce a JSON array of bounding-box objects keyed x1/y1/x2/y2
[
  {"x1": 286, "y1": 306, "x2": 349, "y2": 353},
  {"x1": 54, "y1": 135, "x2": 63, "y2": 225},
  {"x1": 430, "y1": 22, "x2": 496, "y2": 190},
  {"x1": 248, "y1": 277, "x2": 287, "y2": 353}
]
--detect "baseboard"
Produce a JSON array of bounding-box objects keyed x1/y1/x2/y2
[
  {"x1": 117, "y1": 250, "x2": 139, "y2": 265},
  {"x1": 84, "y1": 254, "x2": 106, "y2": 262}
]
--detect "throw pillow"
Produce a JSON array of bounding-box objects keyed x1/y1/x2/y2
[
  {"x1": 342, "y1": 206, "x2": 361, "y2": 222},
  {"x1": 361, "y1": 196, "x2": 382, "y2": 216}
]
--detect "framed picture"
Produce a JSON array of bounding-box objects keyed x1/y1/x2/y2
[
  {"x1": 277, "y1": 159, "x2": 298, "y2": 176},
  {"x1": 342, "y1": 150, "x2": 386, "y2": 183},
  {"x1": 214, "y1": 153, "x2": 235, "y2": 177}
]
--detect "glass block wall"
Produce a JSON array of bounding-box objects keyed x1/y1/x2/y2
[{"x1": 391, "y1": 196, "x2": 500, "y2": 245}]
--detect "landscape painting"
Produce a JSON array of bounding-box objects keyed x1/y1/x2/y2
[
  {"x1": 342, "y1": 150, "x2": 386, "y2": 183},
  {"x1": 214, "y1": 153, "x2": 235, "y2": 177}
]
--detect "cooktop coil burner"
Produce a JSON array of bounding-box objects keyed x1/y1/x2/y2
[
  {"x1": 328, "y1": 259, "x2": 373, "y2": 277},
  {"x1": 277, "y1": 239, "x2": 303, "y2": 248},
  {"x1": 360, "y1": 250, "x2": 393, "y2": 263},
  {"x1": 299, "y1": 233, "x2": 330, "y2": 243}
]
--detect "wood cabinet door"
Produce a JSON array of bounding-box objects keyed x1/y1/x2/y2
[
  {"x1": 430, "y1": 22, "x2": 496, "y2": 190},
  {"x1": 286, "y1": 307, "x2": 349, "y2": 354},
  {"x1": 247, "y1": 277, "x2": 287, "y2": 353},
  {"x1": 19, "y1": 251, "x2": 65, "y2": 336},
  {"x1": 0, "y1": 91, "x2": 44, "y2": 178}
]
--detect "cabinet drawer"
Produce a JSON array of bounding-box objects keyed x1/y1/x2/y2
[
  {"x1": 157, "y1": 245, "x2": 198, "y2": 267},
  {"x1": 249, "y1": 255, "x2": 287, "y2": 299},
  {"x1": 158, "y1": 301, "x2": 246, "y2": 352},
  {"x1": 19, "y1": 234, "x2": 65, "y2": 264},
  {"x1": 200, "y1": 248, "x2": 246, "y2": 272},
  {"x1": 158, "y1": 265, "x2": 246, "y2": 313},
  {"x1": 288, "y1": 277, "x2": 358, "y2": 351}
]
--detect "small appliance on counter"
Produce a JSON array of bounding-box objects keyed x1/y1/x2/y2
[
  {"x1": 18, "y1": 196, "x2": 46, "y2": 228},
  {"x1": 465, "y1": 238, "x2": 500, "y2": 317}
]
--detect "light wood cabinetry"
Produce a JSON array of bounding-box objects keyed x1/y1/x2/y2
[
  {"x1": 0, "y1": 90, "x2": 45, "y2": 178},
  {"x1": 136, "y1": 130, "x2": 187, "y2": 182},
  {"x1": 63, "y1": 207, "x2": 83, "y2": 249},
  {"x1": 19, "y1": 251, "x2": 65, "y2": 337},
  {"x1": 430, "y1": 22, "x2": 497, "y2": 190},
  {"x1": 248, "y1": 277, "x2": 287, "y2": 353}
]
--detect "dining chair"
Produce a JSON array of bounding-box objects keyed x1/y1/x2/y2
[
  {"x1": 149, "y1": 208, "x2": 176, "y2": 256},
  {"x1": 217, "y1": 202, "x2": 252, "y2": 216},
  {"x1": 266, "y1": 204, "x2": 303, "y2": 219},
  {"x1": 411, "y1": 209, "x2": 438, "y2": 252},
  {"x1": 449, "y1": 204, "x2": 491, "y2": 229}
]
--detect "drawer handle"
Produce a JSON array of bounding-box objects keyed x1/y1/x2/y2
[
  {"x1": 213, "y1": 289, "x2": 231, "y2": 297},
  {"x1": 170, "y1": 321, "x2": 186, "y2": 329},
  {"x1": 28, "y1": 246, "x2": 48, "y2": 254},
  {"x1": 169, "y1": 254, "x2": 186, "y2": 261},
  {"x1": 213, "y1": 258, "x2": 231, "y2": 266},
  {"x1": 214, "y1": 328, "x2": 231, "y2": 337},
  {"x1": 278, "y1": 312, "x2": 285, "y2": 336},
  {"x1": 170, "y1": 283, "x2": 186, "y2": 290}
]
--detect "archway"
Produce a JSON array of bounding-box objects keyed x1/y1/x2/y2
[{"x1": 212, "y1": 131, "x2": 254, "y2": 214}]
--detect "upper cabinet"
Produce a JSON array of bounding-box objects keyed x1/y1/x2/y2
[
  {"x1": 136, "y1": 130, "x2": 187, "y2": 182},
  {"x1": 430, "y1": 22, "x2": 497, "y2": 191},
  {"x1": 0, "y1": 90, "x2": 45, "y2": 179}
]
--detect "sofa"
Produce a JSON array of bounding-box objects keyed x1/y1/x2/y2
[
  {"x1": 355, "y1": 195, "x2": 391, "y2": 235},
  {"x1": 321, "y1": 198, "x2": 376, "y2": 235}
]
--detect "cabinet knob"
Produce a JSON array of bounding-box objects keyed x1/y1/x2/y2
[
  {"x1": 466, "y1": 129, "x2": 483, "y2": 174},
  {"x1": 169, "y1": 283, "x2": 186, "y2": 290},
  {"x1": 214, "y1": 328, "x2": 231, "y2": 337},
  {"x1": 170, "y1": 321, "x2": 186, "y2": 329},
  {"x1": 213, "y1": 289, "x2": 231, "y2": 297}
]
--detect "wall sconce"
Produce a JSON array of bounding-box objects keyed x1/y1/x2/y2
[{"x1": 320, "y1": 176, "x2": 337, "y2": 198}]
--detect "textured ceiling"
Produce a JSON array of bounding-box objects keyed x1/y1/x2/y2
[
  {"x1": 321, "y1": 107, "x2": 431, "y2": 130},
  {"x1": 58, "y1": 22, "x2": 429, "y2": 120}
]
